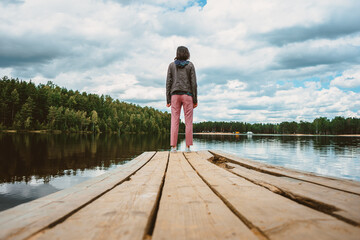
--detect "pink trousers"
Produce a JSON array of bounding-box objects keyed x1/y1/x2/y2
[{"x1": 170, "y1": 94, "x2": 193, "y2": 146}]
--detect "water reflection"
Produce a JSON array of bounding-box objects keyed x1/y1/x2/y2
[
  {"x1": 0, "y1": 133, "x2": 359, "y2": 212},
  {"x1": 0, "y1": 133, "x2": 171, "y2": 211},
  {"x1": 0, "y1": 133, "x2": 170, "y2": 184},
  {"x1": 189, "y1": 135, "x2": 360, "y2": 182}
]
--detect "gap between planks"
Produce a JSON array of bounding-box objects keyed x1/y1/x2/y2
[
  {"x1": 224, "y1": 162, "x2": 360, "y2": 227},
  {"x1": 152, "y1": 152, "x2": 260, "y2": 240},
  {"x1": 186, "y1": 151, "x2": 360, "y2": 240},
  {"x1": 183, "y1": 152, "x2": 269, "y2": 240},
  {"x1": 29, "y1": 152, "x2": 169, "y2": 240},
  {"x1": 142, "y1": 151, "x2": 170, "y2": 240},
  {"x1": 0, "y1": 152, "x2": 157, "y2": 240},
  {"x1": 205, "y1": 151, "x2": 360, "y2": 227},
  {"x1": 3, "y1": 150, "x2": 359, "y2": 240},
  {"x1": 209, "y1": 150, "x2": 360, "y2": 196}
]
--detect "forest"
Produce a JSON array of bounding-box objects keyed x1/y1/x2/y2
[
  {"x1": 0, "y1": 76, "x2": 171, "y2": 133},
  {"x1": 193, "y1": 117, "x2": 360, "y2": 135},
  {"x1": 1, "y1": 76, "x2": 359, "y2": 135}
]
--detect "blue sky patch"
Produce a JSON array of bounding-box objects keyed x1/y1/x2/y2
[
  {"x1": 172, "y1": 0, "x2": 207, "y2": 11},
  {"x1": 196, "y1": 0, "x2": 207, "y2": 7}
]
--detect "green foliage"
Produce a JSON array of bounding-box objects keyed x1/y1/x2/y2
[
  {"x1": 10, "y1": 89, "x2": 19, "y2": 122},
  {"x1": 194, "y1": 117, "x2": 360, "y2": 135},
  {"x1": 1, "y1": 76, "x2": 358, "y2": 135},
  {"x1": 0, "y1": 76, "x2": 171, "y2": 134}
]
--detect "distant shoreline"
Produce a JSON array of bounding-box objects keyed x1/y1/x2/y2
[
  {"x1": 194, "y1": 132, "x2": 360, "y2": 137},
  {"x1": 1, "y1": 130, "x2": 359, "y2": 137},
  {"x1": 0, "y1": 130, "x2": 161, "y2": 134}
]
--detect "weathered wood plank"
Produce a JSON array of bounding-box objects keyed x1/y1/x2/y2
[
  {"x1": 0, "y1": 151, "x2": 156, "y2": 240},
  {"x1": 152, "y1": 152, "x2": 258, "y2": 240},
  {"x1": 225, "y1": 162, "x2": 360, "y2": 225},
  {"x1": 196, "y1": 150, "x2": 215, "y2": 161},
  {"x1": 200, "y1": 150, "x2": 360, "y2": 224},
  {"x1": 186, "y1": 152, "x2": 360, "y2": 240},
  {"x1": 29, "y1": 151, "x2": 169, "y2": 240},
  {"x1": 210, "y1": 150, "x2": 360, "y2": 195}
]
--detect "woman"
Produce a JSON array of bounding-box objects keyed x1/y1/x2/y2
[{"x1": 166, "y1": 46, "x2": 198, "y2": 152}]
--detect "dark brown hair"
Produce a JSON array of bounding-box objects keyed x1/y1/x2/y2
[{"x1": 175, "y1": 46, "x2": 190, "y2": 60}]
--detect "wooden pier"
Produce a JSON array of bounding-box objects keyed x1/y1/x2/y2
[{"x1": 1, "y1": 151, "x2": 360, "y2": 240}]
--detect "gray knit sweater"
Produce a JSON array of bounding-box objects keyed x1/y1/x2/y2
[{"x1": 166, "y1": 61, "x2": 198, "y2": 104}]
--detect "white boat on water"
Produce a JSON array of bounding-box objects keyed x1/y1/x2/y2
[{"x1": 246, "y1": 131, "x2": 253, "y2": 135}]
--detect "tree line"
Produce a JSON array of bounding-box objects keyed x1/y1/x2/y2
[
  {"x1": 1, "y1": 76, "x2": 358, "y2": 135},
  {"x1": 0, "y1": 76, "x2": 171, "y2": 134},
  {"x1": 194, "y1": 117, "x2": 360, "y2": 135}
]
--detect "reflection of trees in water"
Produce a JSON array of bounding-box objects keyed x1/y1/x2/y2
[
  {"x1": 0, "y1": 133, "x2": 169, "y2": 184},
  {"x1": 1, "y1": 134, "x2": 358, "y2": 184},
  {"x1": 310, "y1": 136, "x2": 359, "y2": 156}
]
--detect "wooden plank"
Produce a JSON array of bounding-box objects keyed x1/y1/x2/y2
[
  {"x1": 29, "y1": 151, "x2": 169, "y2": 240},
  {"x1": 196, "y1": 150, "x2": 215, "y2": 161},
  {"x1": 210, "y1": 150, "x2": 360, "y2": 195},
  {"x1": 185, "y1": 152, "x2": 360, "y2": 240},
  {"x1": 226, "y1": 162, "x2": 360, "y2": 226},
  {"x1": 0, "y1": 152, "x2": 156, "y2": 240},
  {"x1": 152, "y1": 152, "x2": 259, "y2": 240}
]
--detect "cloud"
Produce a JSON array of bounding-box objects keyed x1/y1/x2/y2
[
  {"x1": 256, "y1": 6, "x2": 360, "y2": 46},
  {"x1": 82, "y1": 73, "x2": 138, "y2": 95},
  {"x1": 273, "y1": 41, "x2": 360, "y2": 69},
  {"x1": 0, "y1": 0, "x2": 24, "y2": 5},
  {"x1": 0, "y1": 0, "x2": 359, "y2": 123},
  {"x1": 0, "y1": 35, "x2": 63, "y2": 68},
  {"x1": 192, "y1": 79, "x2": 360, "y2": 123},
  {"x1": 106, "y1": 0, "x2": 206, "y2": 10},
  {"x1": 331, "y1": 66, "x2": 360, "y2": 88}
]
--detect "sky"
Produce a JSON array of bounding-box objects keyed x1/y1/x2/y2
[{"x1": 0, "y1": 0, "x2": 360, "y2": 123}]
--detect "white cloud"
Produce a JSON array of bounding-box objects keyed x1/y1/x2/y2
[
  {"x1": 1, "y1": 0, "x2": 360, "y2": 122},
  {"x1": 82, "y1": 73, "x2": 139, "y2": 95},
  {"x1": 193, "y1": 81, "x2": 360, "y2": 123},
  {"x1": 226, "y1": 80, "x2": 247, "y2": 90},
  {"x1": 331, "y1": 66, "x2": 360, "y2": 88}
]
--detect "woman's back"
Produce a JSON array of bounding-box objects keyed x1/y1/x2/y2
[
  {"x1": 166, "y1": 46, "x2": 198, "y2": 152},
  {"x1": 166, "y1": 61, "x2": 197, "y2": 105}
]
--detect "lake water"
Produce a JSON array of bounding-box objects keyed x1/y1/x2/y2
[{"x1": 0, "y1": 133, "x2": 359, "y2": 212}]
